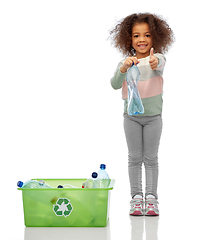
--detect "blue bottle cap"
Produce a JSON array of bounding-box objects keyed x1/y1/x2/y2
[
  {"x1": 17, "y1": 181, "x2": 23, "y2": 188},
  {"x1": 92, "y1": 172, "x2": 98, "y2": 178},
  {"x1": 57, "y1": 185, "x2": 64, "y2": 188},
  {"x1": 100, "y1": 164, "x2": 106, "y2": 170}
]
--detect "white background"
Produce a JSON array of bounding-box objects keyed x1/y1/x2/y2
[{"x1": 1, "y1": 0, "x2": 206, "y2": 239}]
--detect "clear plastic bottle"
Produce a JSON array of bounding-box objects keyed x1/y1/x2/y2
[
  {"x1": 82, "y1": 172, "x2": 98, "y2": 188},
  {"x1": 126, "y1": 64, "x2": 144, "y2": 115},
  {"x1": 17, "y1": 180, "x2": 52, "y2": 189},
  {"x1": 97, "y1": 164, "x2": 110, "y2": 188},
  {"x1": 92, "y1": 172, "x2": 99, "y2": 188}
]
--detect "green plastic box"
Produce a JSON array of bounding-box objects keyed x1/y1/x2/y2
[{"x1": 18, "y1": 178, "x2": 114, "y2": 227}]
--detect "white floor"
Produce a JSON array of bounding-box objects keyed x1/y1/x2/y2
[{"x1": 2, "y1": 184, "x2": 205, "y2": 240}]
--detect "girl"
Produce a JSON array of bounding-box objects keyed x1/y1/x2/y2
[{"x1": 110, "y1": 13, "x2": 174, "y2": 216}]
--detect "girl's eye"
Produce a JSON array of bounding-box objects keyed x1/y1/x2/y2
[{"x1": 134, "y1": 34, "x2": 151, "y2": 38}]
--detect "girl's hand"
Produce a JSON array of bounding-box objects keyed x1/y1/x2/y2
[
  {"x1": 149, "y1": 48, "x2": 159, "y2": 70},
  {"x1": 120, "y1": 57, "x2": 139, "y2": 73}
]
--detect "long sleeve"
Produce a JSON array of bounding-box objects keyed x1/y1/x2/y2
[
  {"x1": 110, "y1": 60, "x2": 127, "y2": 89},
  {"x1": 155, "y1": 53, "x2": 166, "y2": 72}
]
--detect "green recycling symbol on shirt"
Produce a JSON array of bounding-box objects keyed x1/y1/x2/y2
[{"x1": 53, "y1": 198, "x2": 73, "y2": 217}]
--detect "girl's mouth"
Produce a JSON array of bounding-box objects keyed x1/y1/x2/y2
[{"x1": 138, "y1": 44, "x2": 147, "y2": 49}]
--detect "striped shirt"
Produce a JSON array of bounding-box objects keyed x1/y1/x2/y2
[{"x1": 111, "y1": 53, "x2": 166, "y2": 116}]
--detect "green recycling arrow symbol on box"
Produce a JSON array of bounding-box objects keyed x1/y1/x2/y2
[{"x1": 53, "y1": 198, "x2": 73, "y2": 217}]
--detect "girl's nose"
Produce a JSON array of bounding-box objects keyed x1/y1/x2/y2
[{"x1": 139, "y1": 36, "x2": 145, "y2": 41}]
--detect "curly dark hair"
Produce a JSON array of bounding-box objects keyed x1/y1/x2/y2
[{"x1": 109, "y1": 13, "x2": 175, "y2": 56}]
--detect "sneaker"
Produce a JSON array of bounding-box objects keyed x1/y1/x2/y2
[
  {"x1": 130, "y1": 195, "x2": 144, "y2": 216},
  {"x1": 145, "y1": 194, "x2": 159, "y2": 216}
]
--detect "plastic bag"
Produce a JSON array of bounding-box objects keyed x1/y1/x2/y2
[{"x1": 126, "y1": 64, "x2": 144, "y2": 115}]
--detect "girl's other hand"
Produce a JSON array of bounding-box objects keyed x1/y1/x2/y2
[
  {"x1": 149, "y1": 48, "x2": 159, "y2": 70},
  {"x1": 120, "y1": 57, "x2": 139, "y2": 73}
]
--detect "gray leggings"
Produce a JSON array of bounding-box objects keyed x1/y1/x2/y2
[{"x1": 123, "y1": 113, "x2": 162, "y2": 199}]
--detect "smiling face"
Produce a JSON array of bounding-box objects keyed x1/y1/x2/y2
[{"x1": 132, "y1": 22, "x2": 153, "y2": 59}]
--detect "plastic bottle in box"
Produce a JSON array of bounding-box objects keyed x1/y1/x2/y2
[
  {"x1": 97, "y1": 164, "x2": 110, "y2": 188},
  {"x1": 17, "y1": 179, "x2": 52, "y2": 188},
  {"x1": 82, "y1": 172, "x2": 98, "y2": 188}
]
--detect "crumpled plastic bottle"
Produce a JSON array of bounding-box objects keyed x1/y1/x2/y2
[
  {"x1": 17, "y1": 179, "x2": 53, "y2": 188},
  {"x1": 126, "y1": 64, "x2": 144, "y2": 115},
  {"x1": 82, "y1": 172, "x2": 99, "y2": 188}
]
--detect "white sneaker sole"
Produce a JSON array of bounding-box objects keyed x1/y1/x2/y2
[
  {"x1": 145, "y1": 208, "x2": 159, "y2": 216},
  {"x1": 130, "y1": 209, "x2": 144, "y2": 216}
]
